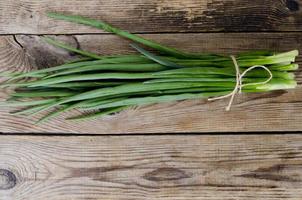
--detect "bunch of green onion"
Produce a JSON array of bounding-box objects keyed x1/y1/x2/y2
[{"x1": 0, "y1": 13, "x2": 299, "y2": 123}]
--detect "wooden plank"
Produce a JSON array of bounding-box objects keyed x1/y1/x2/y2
[
  {"x1": 1, "y1": 134, "x2": 302, "y2": 199},
  {"x1": 0, "y1": 33, "x2": 302, "y2": 134},
  {"x1": 0, "y1": 0, "x2": 302, "y2": 34}
]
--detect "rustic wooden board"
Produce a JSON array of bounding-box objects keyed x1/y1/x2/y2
[
  {"x1": 0, "y1": 33, "x2": 301, "y2": 134},
  {"x1": 0, "y1": 0, "x2": 301, "y2": 34},
  {"x1": 0, "y1": 135, "x2": 302, "y2": 200}
]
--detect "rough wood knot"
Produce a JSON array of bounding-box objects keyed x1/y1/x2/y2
[
  {"x1": 0, "y1": 169, "x2": 17, "y2": 190},
  {"x1": 143, "y1": 167, "x2": 190, "y2": 181},
  {"x1": 238, "y1": 164, "x2": 301, "y2": 182}
]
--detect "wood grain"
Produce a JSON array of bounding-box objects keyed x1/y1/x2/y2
[
  {"x1": 0, "y1": 0, "x2": 302, "y2": 34},
  {"x1": 0, "y1": 33, "x2": 301, "y2": 134},
  {"x1": 0, "y1": 135, "x2": 302, "y2": 199}
]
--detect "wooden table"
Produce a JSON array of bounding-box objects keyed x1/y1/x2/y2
[{"x1": 0, "y1": 0, "x2": 302, "y2": 199}]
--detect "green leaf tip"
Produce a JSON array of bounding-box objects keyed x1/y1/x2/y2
[{"x1": 42, "y1": 36, "x2": 104, "y2": 60}]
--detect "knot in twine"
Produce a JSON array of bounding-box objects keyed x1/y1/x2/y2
[{"x1": 208, "y1": 55, "x2": 273, "y2": 111}]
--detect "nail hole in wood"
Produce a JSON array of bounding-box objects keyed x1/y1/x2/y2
[
  {"x1": 286, "y1": 0, "x2": 299, "y2": 12},
  {"x1": 0, "y1": 169, "x2": 17, "y2": 190}
]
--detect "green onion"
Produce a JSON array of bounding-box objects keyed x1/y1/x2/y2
[{"x1": 0, "y1": 12, "x2": 298, "y2": 123}]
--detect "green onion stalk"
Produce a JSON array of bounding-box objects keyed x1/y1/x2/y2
[{"x1": 0, "y1": 13, "x2": 299, "y2": 123}]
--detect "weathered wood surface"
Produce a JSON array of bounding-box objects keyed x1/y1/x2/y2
[
  {"x1": 0, "y1": 134, "x2": 302, "y2": 200},
  {"x1": 0, "y1": 0, "x2": 301, "y2": 34},
  {"x1": 0, "y1": 33, "x2": 301, "y2": 133},
  {"x1": 0, "y1": 0, "x2": 301, "y2": 199}
]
